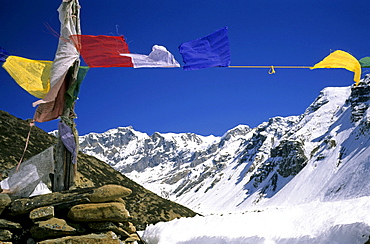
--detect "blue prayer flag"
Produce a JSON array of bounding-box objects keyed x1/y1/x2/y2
[
  {"x1": 58, "y1": 121, "x2": 77, "y2": 164},
  {"x1": 179, "y1": 27, "x2": 231, "y2": 71},
  {"x1": 0, "y1": 47, "x2": 9, "y2": 62}
]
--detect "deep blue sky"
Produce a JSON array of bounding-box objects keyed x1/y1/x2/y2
[{"x1": 1, "y1": 1, "x2": 369, "y2": 136}]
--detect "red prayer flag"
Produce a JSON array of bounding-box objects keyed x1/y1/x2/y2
[{"x1": 70, "y1": 35, "x2": 133, "y2": 68}]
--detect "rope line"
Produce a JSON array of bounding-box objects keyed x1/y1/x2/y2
[
  {"x1": 16, "y1": 121, "x2": 35, "y2": 172},
  {"x1": 229, "y1": 65, "x2": 312, "y2": 69}
]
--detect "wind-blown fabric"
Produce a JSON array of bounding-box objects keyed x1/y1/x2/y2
[
  {"x1": 70, "y1": 35, "x2": 133, "y2": 68},
  {"x1": 5, "y1": 146, "x2": 54, "y2": 198},
  {"x1": 120, "y1": 45, "x2": 180, "y2": 68},
  {"x1": 33, "y1": 0, "x2": 80, "y2": 107},
  {"x1": 65, "y1": 66, "x2": 89, "y2": 109},
  {"x1": 2, "y1": 56, "x2": 52, "y2": 98},
  {"x1": 359, "y1": 57, "x2": 370, "y2": 68},
  {"x1": 33, "y1": 0, "x2": 81, "y2": 122},
  {"x1": 58, "y1": 121, "x2": 77, "y2": 164},
  {"x1": 179, "y1": 27, "x2": 231, "y2": 71},
  {"x1": 33, "y1": 74, "x2": 67, "y2": 122},
  {"x1": 0, "y1": 47, "x2": 9, "y2": 62},
  {"x1": 311, "y1": 50, "x2": 361, "y2": 85}
]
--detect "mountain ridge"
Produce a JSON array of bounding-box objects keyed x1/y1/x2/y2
[{"x1": 79, "y1": 75, "x2": 370, "y2": 213}]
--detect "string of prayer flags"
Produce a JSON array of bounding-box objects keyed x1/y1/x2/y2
[
  {"x1": 311, "y1": 50, "x2": 361, "y2": 85},
  {"x1": 179, "y1": 27, "x2": 231, "y2": 71},
  {"x1": 120, "y1": 45, "x2": 180, "y2": 68},
  {"x1": 70, "y1": 35, "x2": 133, "y2": 68},
  {"x1": 3, "y1": 20, "x2": 369, "y2": 124},
  {"x1": 2, "y1": 56, "x2": 52, "y2": 98}
]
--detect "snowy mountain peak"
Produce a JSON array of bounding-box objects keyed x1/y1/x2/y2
[
  {"x1": 222, "y1": 124, "x2": 251, "y2": 137},
  {"x1": 79, "y1": 75, "x2": 370, "y2": 215}
]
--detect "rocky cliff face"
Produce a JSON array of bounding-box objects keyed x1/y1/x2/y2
[
  {"x1": 0, "y1": 110, "x2": 197, "y2": 232},
  {"x1": 78, "y1": 75, "x2": 370, "y2": 213}
]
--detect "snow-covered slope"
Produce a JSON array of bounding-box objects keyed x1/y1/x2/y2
[
  {"x1": 79, "y1": 75, "x2": 370, "y2": 215},
  {"x1": 142, "y1": 196, "x2": 370, "y2": 244},
  {"x1": 263, "y1": 76, "x2": 370, "y2": 207}
]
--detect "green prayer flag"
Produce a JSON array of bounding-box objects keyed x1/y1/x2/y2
[
  {"x1": 359, "y1": 57, "x2": 370, "y2": 68},
  {"x1": 65, "y1": 66, "x2": 89, "y2": 108}
]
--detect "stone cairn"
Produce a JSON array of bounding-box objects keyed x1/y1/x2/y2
[{"x1": 0, "y1": 184, "x2": 146, "y2": 244}]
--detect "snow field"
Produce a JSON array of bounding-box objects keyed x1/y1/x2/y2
[{"x1": 142, "y1": 197, "x2": 370, "y2": 244}]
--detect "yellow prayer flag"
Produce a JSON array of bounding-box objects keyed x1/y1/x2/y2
[
  {"x1": 311, "y1": 50, "x2": 361, "y2": 85},
  {"x1": 2, "y1": 56, "x2": 52, "y2": 98}
]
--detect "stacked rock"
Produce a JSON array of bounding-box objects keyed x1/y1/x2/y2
[{"x1": 0, "y1": 185, "x2": 145, "y2": 244}]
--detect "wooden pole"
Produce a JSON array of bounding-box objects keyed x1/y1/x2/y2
[
  {"x1": 53, "y1": 0, "x2": 80, "y2": 192},
  {"x1": 54, "y1": 63, "x2": 79, "y2": 192}
]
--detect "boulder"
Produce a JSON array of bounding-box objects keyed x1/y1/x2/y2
[
  {"x1": 125, "y1": 233, "x2": 141, "y2": 243},
  {"x1": 88, "y1": 184, "x2": 132, "y2": 203},
  {"x1": 68, "y1": 202, "x2": 130, "y2": 222},
  {"x1": 0, "y1": 229, "x2": 12, "y2": 241},
  {"x1": 29, "y1": 206, "x2": 54, "y2": 222},
  {"x1": 8, "y1": 185, "x2": 131, "y2": 215},
  {"x1": 8, "y1": 191, "x2": 91, "y2": 215},
  {"x1": 0, "y1": 219, "x2": 22, "y2": 229},
  {"x1": 0, "y1": 194, "x2": 11, "y2": 215},
  {"x1": 121, "y1": 221, "x2": 136, "y2": 234},
  {"x1": 88, "y1": 221, "x2": 130, "y2": 238},
  {"x1": 30, "y1": 217, "x2": 78, "y2": 239},
  {"x1": 37, "y1": 231, "x2": 122, "y2": 244}
]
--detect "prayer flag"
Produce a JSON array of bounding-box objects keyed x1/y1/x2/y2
[
  {"x1": 65, "y1": 66, "x2": 89, "y2": 108},
  {"x1": 33, "y1": 74, "x2": 67, "y2": 122},
  {"x1": 70, "y1": 35, "x2": 133, "y2": 68},
  {"x1": 4, "y1": 146, "x2": 54, "y2": 198},
  {"x1": 58, "y1": 121, "x2": 77, "y2": 164},
  {"x1": 0, "y1": 47, "x2": 9, "y2": 62},
  {"x1": 120, "y1": 45, "x2": 180, "y2": 68},
  {"x1": 2, "y1": 56, "x2": 52, "y2": 98},
  {"x1": 359, "y1": 57, "x2": 370, "y2": 68},
  {"x1": 33, "y1": 0, "x2": 81, "y2": 108},
  {"x1": 50, "y1": 0, "x2": 80, "y2": 92},
  {"x1": 179, "y1": 27, "x2": 231, "y2": 71},
  {"x1": 33, "y1": 66, "x2": 88, "y2": 123},
  {"x1": 311, "y1": 50, "x2": 361, "y2": 85}
]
